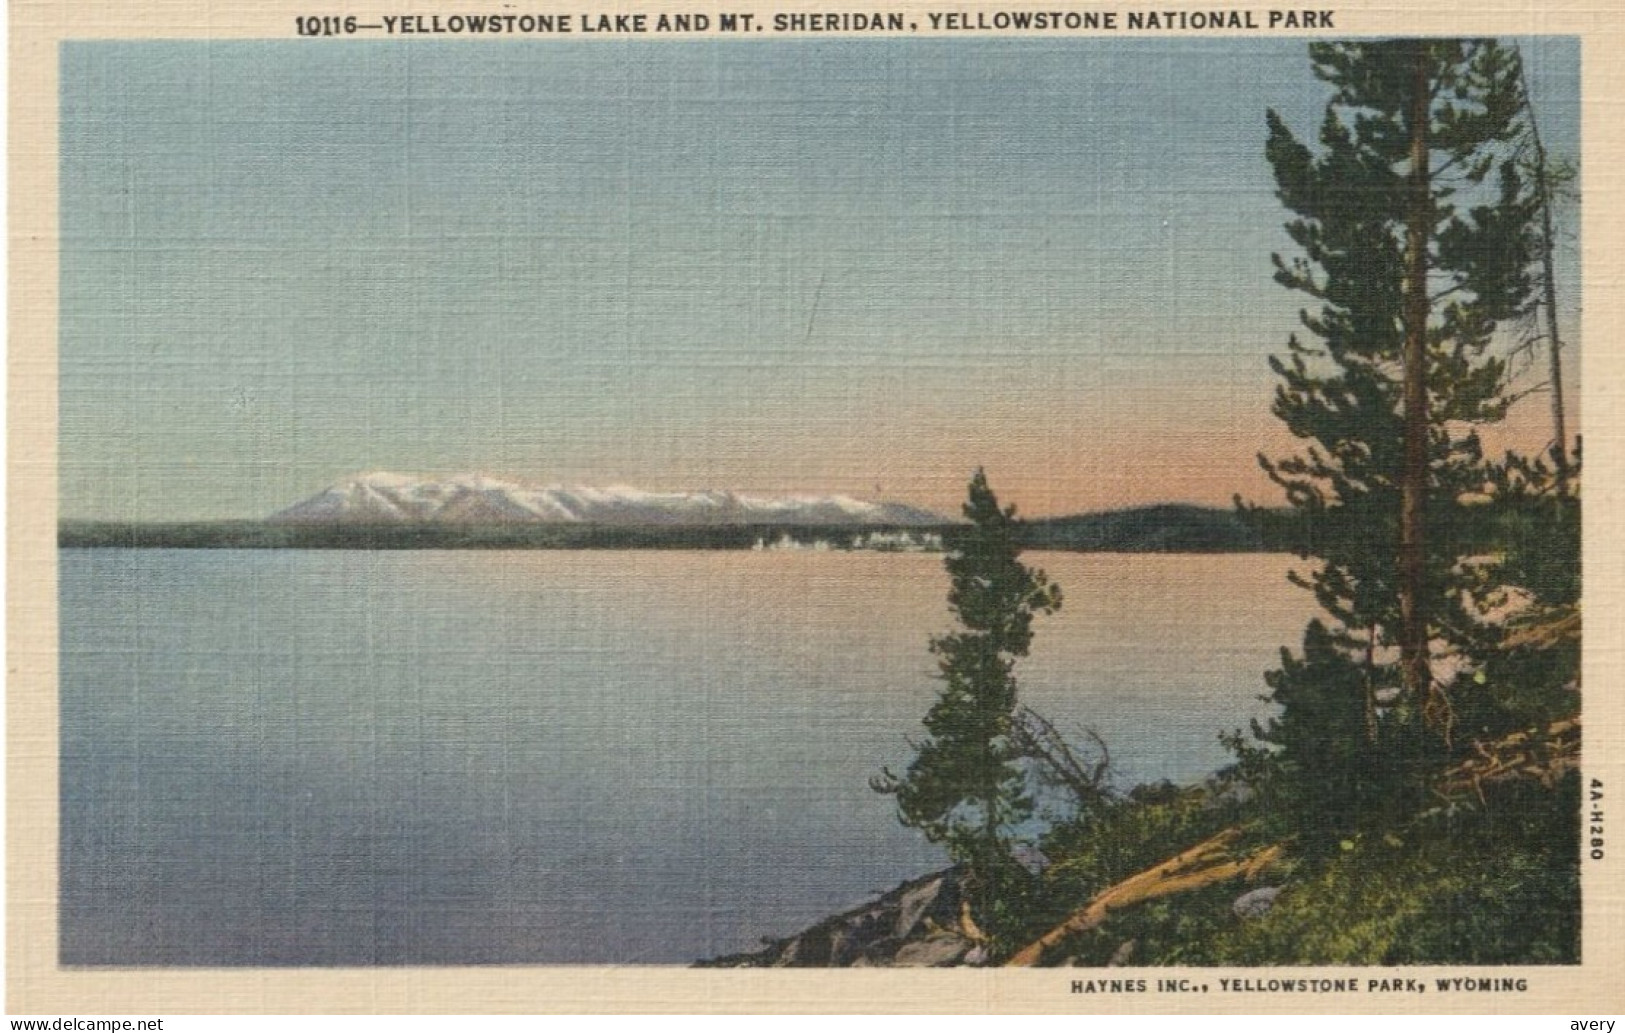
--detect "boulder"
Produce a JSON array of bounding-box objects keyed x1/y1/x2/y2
[
  {"x1": 893, "y1": 875, "x2": 948, "y2": 940},
  {"x1": 1108, "y1": 938, "x2": 1138, "y2": 966},
  {"x1": 1232, "y1": 886, "x2": 1282, "y2": 919},
  {"x1": 893, "y1": 934, "x2": 973, "y2": 967}
]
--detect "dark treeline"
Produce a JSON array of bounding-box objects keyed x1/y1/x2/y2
[{"x1": 58, "y1": 505, "x2": 1313, "y2": 553}]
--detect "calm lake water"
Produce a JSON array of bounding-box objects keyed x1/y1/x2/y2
[{"x1": 60, "y1": 548, "x2": 1308, "y2": 965}]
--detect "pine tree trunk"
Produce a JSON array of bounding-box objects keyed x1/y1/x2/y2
[
  {"x1": 1539, "y1": 170, "x2": 1570, "y2": 488},
  {"x1": 1399, "y1": 44, "x2": 1433, "y2": 707},
  {"x1": 1520, "y1": 56, "x2": 1570, "y2": 487}
]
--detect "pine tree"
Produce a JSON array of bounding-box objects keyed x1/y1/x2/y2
[
  {"x1": 874, "y1": 469, "x2": 1061, "y2": 937},
  {"x1": 1243, "y1": 40, "x2": 1540, "y2": 832}
]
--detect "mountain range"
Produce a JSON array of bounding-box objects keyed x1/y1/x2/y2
[
  {"x1": 59, "y1": 473, "x2": 1293, "y2": 553},
  {"x1": 269, "y1": 472, "x2": 945, "y2": 527}
]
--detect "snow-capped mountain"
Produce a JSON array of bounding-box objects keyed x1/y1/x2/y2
[{"x1": 269, "y1": 472, "x2": 945, "y2": 526}]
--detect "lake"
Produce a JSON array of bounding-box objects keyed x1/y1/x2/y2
[{"x1": 59, "y1": 548, "x2": 1308, "y2": 965}]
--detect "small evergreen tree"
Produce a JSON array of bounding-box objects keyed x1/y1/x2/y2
[{"x1": 874, "y1": 469, "x2": 1061, "y2": 939}]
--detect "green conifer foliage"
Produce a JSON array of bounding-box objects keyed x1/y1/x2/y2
[
  {"x1": 1246, "y1": 40, "x2": 1541, "y2": 834},
  {"x1": 875, "y1": 469, "x2": 1061, "y2": 937}
]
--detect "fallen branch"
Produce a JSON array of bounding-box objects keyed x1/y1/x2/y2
[
  {"x1": 1005, "y1": 827, "x2": 1284, "y2": 967},
  {"x1": 1500, "y1": 605, "x2": 1580, "y2": 652},
  {"x1": 1433, "y1": 716, "x2": 1579, "y2": 802}
]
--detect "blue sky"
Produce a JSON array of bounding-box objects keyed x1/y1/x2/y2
[{"x1": 59, "y1": 38, "x2": 1581, "y2": 520}]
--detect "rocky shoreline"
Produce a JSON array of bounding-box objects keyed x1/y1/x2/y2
[{"x1": 697, "y1": 868, "x2": 987, "y2": 968}]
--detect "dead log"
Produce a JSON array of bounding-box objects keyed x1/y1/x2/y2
[{"x1": 1005, "y1": 828, "x2": 1283, "y2": 967}]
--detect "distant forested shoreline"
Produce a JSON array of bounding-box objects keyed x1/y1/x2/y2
[{"x1": 58, "y1": 503, "x2": 1308, "y2": 553}]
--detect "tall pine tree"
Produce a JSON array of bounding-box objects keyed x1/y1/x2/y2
[
  {"x1": 1244, "y1": 40, "x2": 1539, "y2": 833},
  {"x1": 874, "y1": 469, "x2": 1061, "y2": 938}
]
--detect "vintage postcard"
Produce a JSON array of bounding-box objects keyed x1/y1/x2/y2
[{"x1": 8, "y1": 0, "x2": 1624, "y2": 1015}]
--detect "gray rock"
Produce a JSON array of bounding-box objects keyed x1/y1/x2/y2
[
  {"x1": 1201, "y1": 776, "x2": 1255, "y2": 808},
  {"x1": 893, "y1": 935, "x2": 973, "y2": 967},
  {"x1": 771, "y1": 936, "x2": 802, "y2": 966},
  {"x1": 1108, "y1": 939, "x2": 1138, "y2": 966},
  {"x1": 694, "y1": 867, "x2": 964, "y2": 968},
  {"x1": 1232, "y1": 886, "x2": 1282, "y2": 919},
  {"x1": 893, "y1": 876, "x2": 946, "y2": 940}
]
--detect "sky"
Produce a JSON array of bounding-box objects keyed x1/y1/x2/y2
[{"x1": 58, "y1": 38, "x2": 1582, "y2": 522}]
